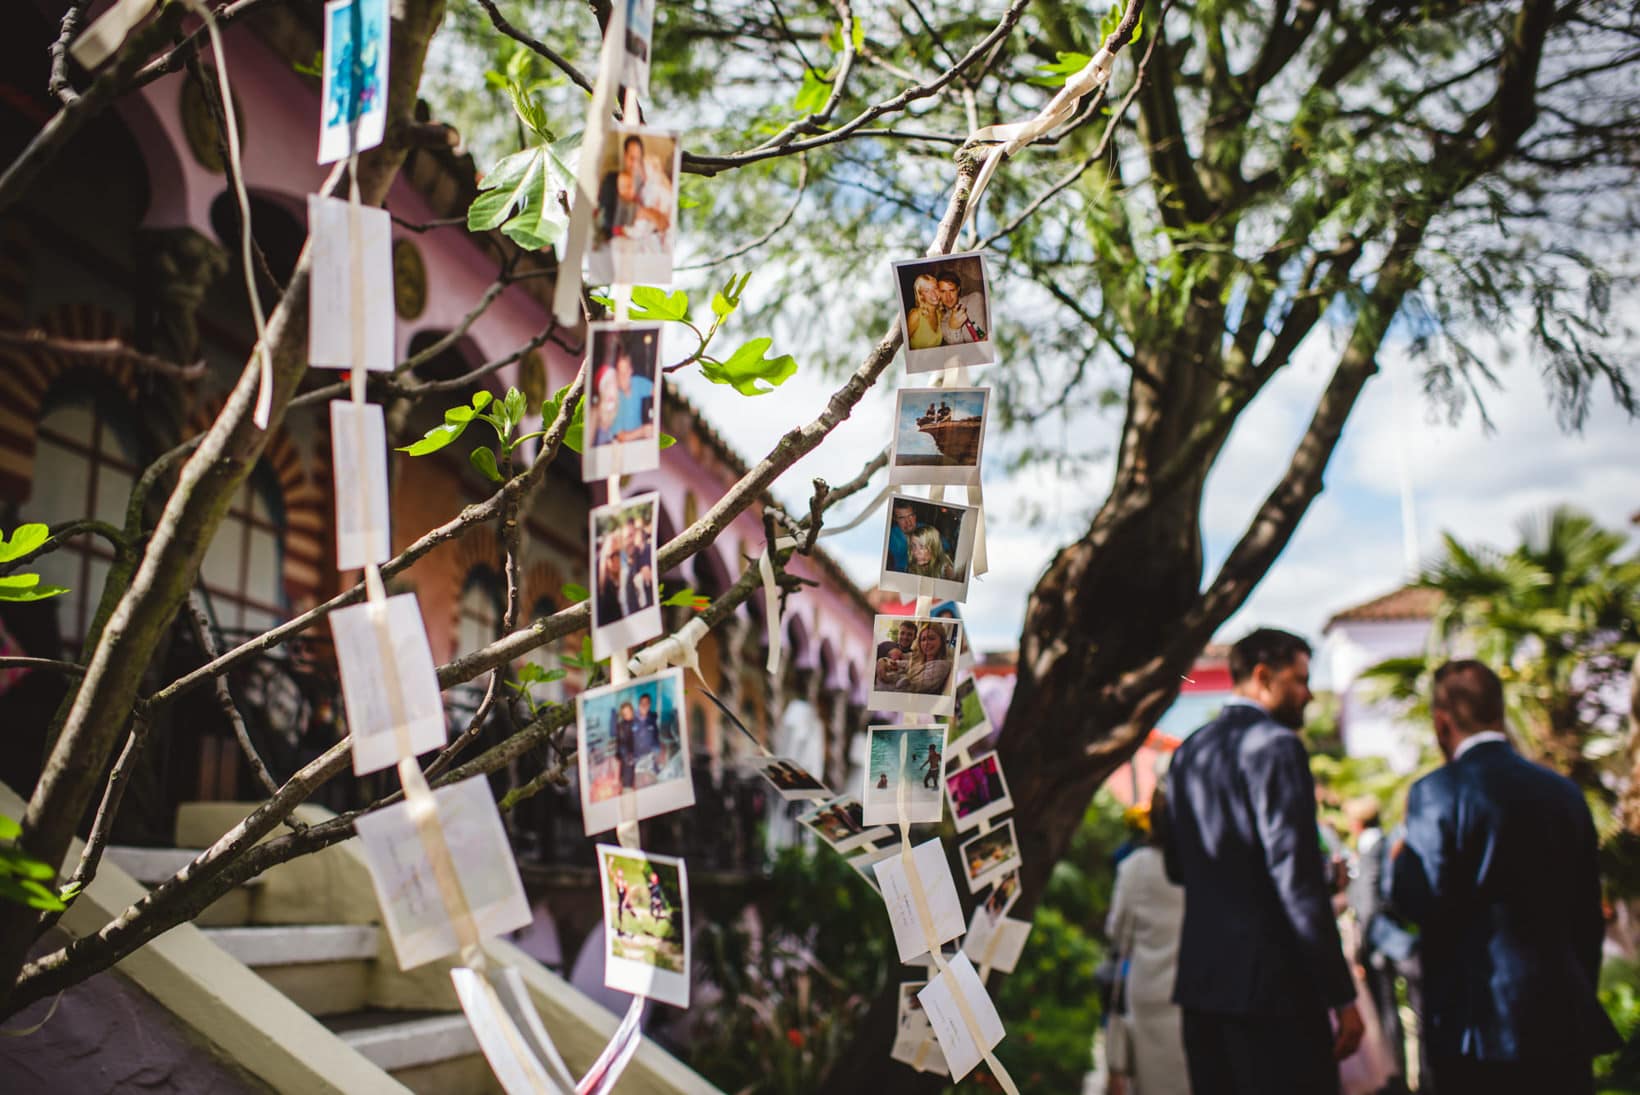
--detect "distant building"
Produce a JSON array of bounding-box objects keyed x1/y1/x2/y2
[{"x1": 1321, "y1": 586, "x2": 1441, "y2": 772}]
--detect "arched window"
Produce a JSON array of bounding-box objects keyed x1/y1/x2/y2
[
  {"x1": 26, "y1": 391, "x2": 144, "y2": 651},
  {"x1": 457, "y1": 566, "x2": 505, "y2": 658},
  {"x1": 198, "y1": 465, "x2": 286, "y2": 638}
]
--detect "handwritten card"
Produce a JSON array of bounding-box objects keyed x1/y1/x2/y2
[
  {"x1": 330, "y1": 594, "x2": 447, "y2": 775},
  {"x1": 917, "y1": 952, "x2": 1005, "y2": 1081},
  {"x1": 308, "y1": 195, "x2": 394, "y2": 372},
  {"x1": 874, "y1": 839, "x2": 965, "y2": 963},
  {"x1": 963, "y1": 913, "x2": 1031, "y2": 974},
  {"x1": 318, "y1": 0, "x2": 389, "y2": 163},
  {"x1": 329, "y1": 401, "x2": 391, "y2": 569},
  {"x1": 353, "y1": 775, "x2": 532, "y2": 969}
]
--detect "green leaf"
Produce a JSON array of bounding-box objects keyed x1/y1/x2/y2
[
  {"x1": 468, "y1": 148, "x2": 541, "y2": 231},
  {"x1": 503, "y1": 387, "x2": 526, "y2": 428},
  {"x1": 0, "y1": 849, "x2": 56, "y2": 882},
  {"x1": 470, "y1": 446, "x2": 504, "y2": 482},
  {"x1": 472, "y1": 390, "x2": 494, "y2": 411},
  {"x1": 710, "y1": 291, "x2": 738, "y2": 322},
  {"x1": 561, "y1": 582, "x2": 590, "y2": 603},
  {"x1": 293, "y1": 51, "x2": 323, "y2": 78},
  {"x1": 0, "y1": 876, "x2": 65, "y2": 912},
  {"x1": 700, "y1": 338, "x2": 799, "y2": 396},
  {"x1": 562, "y1": 396, "x2": 587, "y2": 454},
  {"x1": 662, "y1": 585, "x2": 699, "y2": 608},
  {"x1": 852, "y1": 17, "x2": 865, "y2": 50},
  {"x1": 793, "y1": 67, "x2": 832, "y2": 115},
  {"x1": 1031, "y1": 51, "x2": 1091, "y2": 88},
  {"x1": 628, "y1": 286, "x2": 690, "y2": 322},
  {"x1": 468, "y1": 145, "x2": 572, "y2": 252},
  {"x1": 57, "y1": 880, "x2": 83, "y2": 904},
  {"x1": 398, "y1": 420, "x2": 468, "y2": 456},
  {"x1": 0, "y1": 815, "x2": 19, "y2": 841},
  {"x1": 0, "y1": 524, "x2": 49, "y2": 564},
  {"x1": 0, "y1": 572, "x2": 68, "y2": 602},
  {"x1": 659, "y1": 432, "x2": 677, "y2": 449}
]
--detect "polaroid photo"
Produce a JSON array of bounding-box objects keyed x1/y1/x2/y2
[
  {"x1": 862, "y1": 725, "x2": 947, "y2": 827},
  {"x1": 597, "y1": 845, "x2": 690, "y2": 1008},
  {"x1": 959, "y1": 819, "x2": 1023, "y2": 894},
  {"x1": 582, "y1": 322, "x2": 663, "y2": 482},
  {"x1": 869, "y1": 614, "x2": 961, "y2": 717},
  {"x1": 890, "y1": 388, "x2": 988, "y2": 487},
  {"x1": 587, "y1": 125, "x2": 681, "y2": 287},
  {"x1": 353, "y1": 775, "x2": 531, "y2": 969},
  {"x1": 875, "y1": 838, "x2": 966, "y2": 963},
  {"x1": 928, "y1": 598, "x2": 975, "y2": 672},
  {"x1": 799, "y1": 795, "x2": 892, "y2": 855},
  {"x1": 752, "y1": 755, "x2": 830, "y2": 802},
  {"x1": 619, "y1": 0, "x2": 655, "y2": 98},
  {"x1": 589, "y1": 493, "x2": 661, "y2": 659},
  {"x1": 978, "y1": 870, "x2": 1021, "y2": 925},
  {"x1": 451, "y1": 968, "x2": 574, "y2": 1094},
  {"x1": 577, "y1": 668, "x2": 693, "y2": 835},
  {"x1": 308, "y1": 195, "x2": 394, "y2": 372},
  {"x1": 880, "y1": 494, "x2": 977, "y2": 603},
  {"x1": 890, "y1": 981, "x2": 951, "y2": 1076},
  {"x1": 318, "y1": 0, "x2": 389, "y2": 163},
  {"x1": 948, "y1": 676, "x2": 992, "y2": 756},
  {"x1": 846, "y1": 832, "x2": 902, "y2": 893},
  {"x1": 329, "y1": 594, "x2": 447, "y2": 775},
  {"x1": 329, "y1": 401, "x2": 391, "y2": 570},
  {"x1": 963, "y1": 913, "x2": 1031, "y2": 975},
  {"x1": 945, "y1": 751, "x2": 1013, "y2": 833},
  {"x1": 918, "y1": 952, "x2": 1005, "y2": 1081},
  {"x1": 892, "y1": 251, "x2": 995, "y2": 374}
]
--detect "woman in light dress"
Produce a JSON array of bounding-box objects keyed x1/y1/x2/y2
[
  {"x1": 906, "y1": 273, "x2": 945, "y2": 350},
  {"x1": 1105, "y1": 798, "x2": 1189, "y2": 1095}
]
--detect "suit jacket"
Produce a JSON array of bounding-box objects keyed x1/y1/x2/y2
[
  {"x1": 1390, "y1": 739, "x2": 1619, "y2": 1062},
  {"x1": 1161, "y1": 701, "x2": 1355, "y2": 1016}
]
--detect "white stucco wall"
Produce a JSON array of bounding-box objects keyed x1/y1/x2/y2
[{"x1": 1324, "y1": 617, "x2": 1433, "y2": 772}]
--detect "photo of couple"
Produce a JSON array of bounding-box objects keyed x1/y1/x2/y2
[
  {"x1": 598, "y1": 845, "x2": 690, "y2": 1008},
  {"x1": 870, "y1": 615, "x2": 961, "y2": 716},
  {"x1": 589, "y1": 125, "x2": 680, "y2": 286},
  {"x1": 582, "y1": 322, "x2": 661, "y2": 481},
  {"x1": 892, "y1": 252, "x2": 995, "y2": 372},
  {"x1": 576, "y1": 668, "x2": 693, "y2": 834},
  {"x1": 589, "y1": 493, "x2": 660, "y2": 657},
  {"x1": 880, "y1": 495, "x2": 977, "y2": 602}
]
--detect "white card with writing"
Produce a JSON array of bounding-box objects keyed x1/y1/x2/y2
[
  {"x1": 918, "y1": 952, "x2": 1005, "y2": 1081},
  {"x1": 874, "y1": 839, "x2": 965, "y2": 963},
  {"x1": 962, "y1": 913, "x2": 1031, "y2": 974},
  {"x1": 329, "y1": 401, "x2": 391, "y2": 569},
  {"x1": 308, "y1": 195, "x2": 394, "y2": 372},
  {"x1": 353, "y1": 775, "x2": 532, "y2": 969},
  {"x1": 330, "y1": 594, "x2": 447, "y2": 774}
]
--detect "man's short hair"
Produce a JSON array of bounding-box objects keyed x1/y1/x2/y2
[
  {"x1": 1228, "y1": 628, "x2": 1312, "y2": 683},
  {"x1": 1432, "y1": 659, "x2": 1505, "y2": 732},
  {"x1": 623, "y1": 134, "x2": 643, "y2": 155},
  {"x1": 936, "y1": 269, "x2": 963, "y2": 292}
]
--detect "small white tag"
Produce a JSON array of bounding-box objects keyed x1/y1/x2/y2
[
  {"x1": 307, "y1": 195, "x2": 395, "y2": 371},
  {"x1": 875, "y1": 839, "x2": 965, "y2": 963},
  {"x1": 330, "y1": 593, "x2": 447, "y2": 774},
  {"x1": 918, "y1": 953, "x2": 1005, "y2": 1081},
  {"x1": 329, "y1": 401, "x2": 391, "y2": 569}
]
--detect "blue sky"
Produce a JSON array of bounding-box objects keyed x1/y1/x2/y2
[{"x1": 894, "y1": 389, "x2": 988, "y2": 458}]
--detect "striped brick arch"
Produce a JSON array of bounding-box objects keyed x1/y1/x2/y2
[
  {"x1": 522, "y1": 559, "x2": 568, "y2": 616},
  {"x1": 180, "y1": 403, "x2": 326, "y2": 608},
  {"x1": 0, "y1": 301, "x2": 160, "y2": 502}
]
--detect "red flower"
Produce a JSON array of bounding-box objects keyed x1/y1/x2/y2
[{"x1": 785, "y1": 1028, "x2": 805, "y2": 1049}]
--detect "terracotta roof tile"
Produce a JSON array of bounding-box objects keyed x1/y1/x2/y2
[{"x1": 1324, "y1": 586, "x2": 1442, "y2": 631}]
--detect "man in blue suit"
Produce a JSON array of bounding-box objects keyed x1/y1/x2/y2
[
  {"x1": 1391, "y1": 660, "x2": 1618, "y2": 1094},
  {"x1": 1161, "y1": 628, "x2": 1363, "y2": 1094}
]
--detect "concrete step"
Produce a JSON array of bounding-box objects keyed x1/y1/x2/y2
[
  {"x1": 331, "y1": 1011, "x2": 498, "y2": 1095},
  {"x1": 202, "y1": 924, "x2": 379, "y2": 1016},
  {"x1": 106, "y1": 845, "x2": 262, "y2": 927}
]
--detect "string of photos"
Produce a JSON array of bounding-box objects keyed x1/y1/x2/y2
[{"x1": 69, "y1": 0, "x2": 1138, "y2": 1089}]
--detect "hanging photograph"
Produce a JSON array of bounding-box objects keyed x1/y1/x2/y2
[
  {"x1": 576, "y1": 668, "x2": 693, "y2": 835},
  {"x1": 308, "y1": 196, "x2": 394, "y2": 373},
  {"x1": 892, "y1": 251, "x2": 995, "y2": 373},
  {"x1": 870, "y1": 614, "x2": 961, "y2": 717},
  {"x1": 353, "y1": 775, "x2": 532, "y2": 969},
  {"x1": 879, "y1": 494, "x2": 977, "y2": 603},
  {"x1": 582, "y1": 322, "x2": 663, "y2": 482},
  {"x1": 588, "y1": 125, "x2": 680, "y2": 286},
  {"x1": 944, "y1": 751, "x2": 1013, "y2": 833},
  {"x1": 619, "y1": 0, "x2": 655, "y2": 98},
  {"x1": 929, "y1": 598, "x2": 975, "y2": 672},
  {"x1": 958, "y1": 819, "x2": 1023, "y2": 893},
  {"x1": 890, "y1": 388, "x2": 989, "y2": 486},
  {"x1": 949, "y1": 676, "x2": 992, "y2": 756},
  {"x1": 798, "y1": 795, "x2": 890, "y2": 855},
  {"x1": 329, "y1": 593, "x2": 447, "y2": 775},
  {"x1": 979, "y1": 870, "x2": 1021, "y2": 924},
  {"x1": 752, "y1": 755, "x2": 830, "y2": 801},
  {"x1": 318, "y1": 0, "x2": 389, "y2": 163},
  {"x1": 598, "y1": 845, "x2": 690, "y2": 1008},
  {"x1": 890, "y1": 981, "x2": 950, "y2": 1076},
  {"x1": 862, "y1": 725, "x2": 947, "y2": 826},
  {"x1": 589, "y1": 492, "x2": 661, "y2": 659}
]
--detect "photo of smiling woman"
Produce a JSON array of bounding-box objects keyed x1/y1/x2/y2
[
  {"x1": 870, "y1": 615, "x2": 961, "y2": 716},
  {"x1": 879, "y1": 493, "x2": 977, "y2": 602}
]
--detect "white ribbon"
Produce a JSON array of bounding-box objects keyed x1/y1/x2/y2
[{"x1": 628, "y1": 616, "x2": 709, "y2": 682}]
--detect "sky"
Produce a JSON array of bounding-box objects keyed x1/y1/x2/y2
[{"x1": 668, "y1": 299, "x2": 1639, "y2": 688}]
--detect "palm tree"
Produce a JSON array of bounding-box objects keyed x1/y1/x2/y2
[{"x1": 1363, "y1": 507, "x2": 1640, "y2": 837}]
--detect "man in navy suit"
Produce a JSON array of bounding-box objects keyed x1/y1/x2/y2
[
  {"x1": 1161, "y1": 628, "x2": 1363, "y2": 1094},
  {"x1": 1391, "y1": 660, "x2": 1617, "y2": 1094}
]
